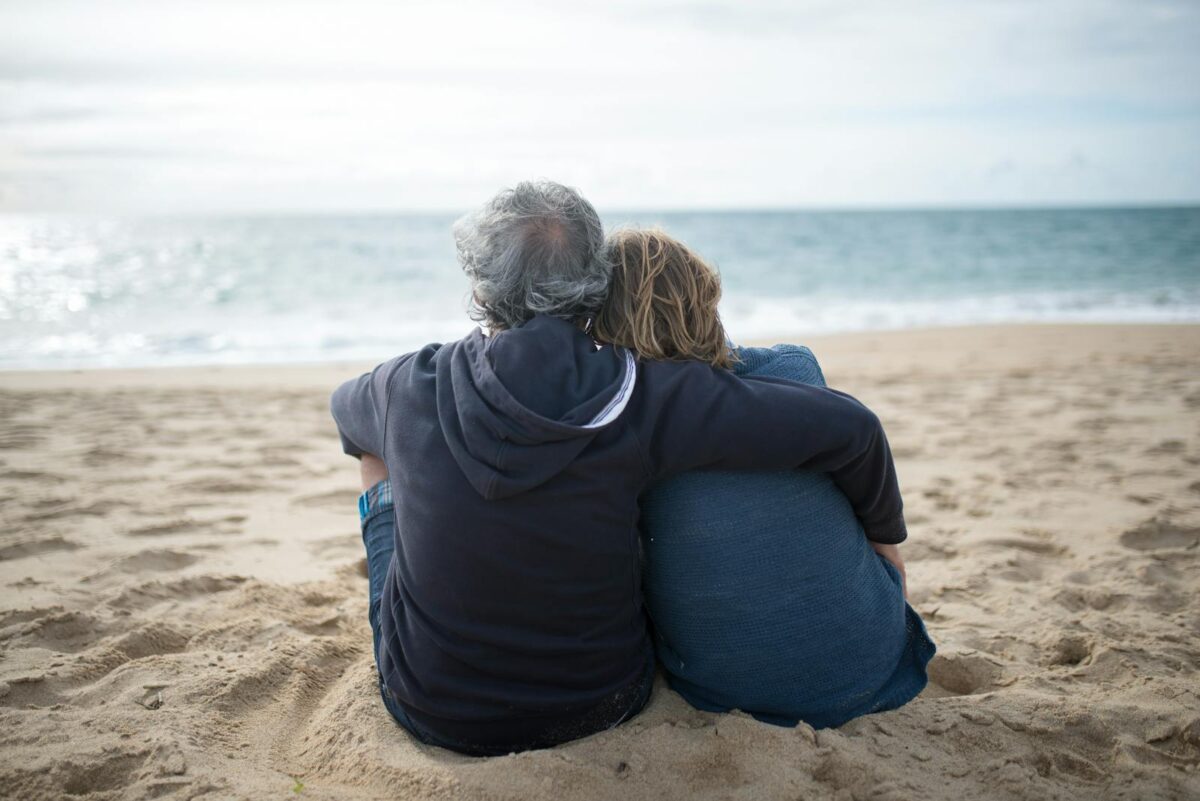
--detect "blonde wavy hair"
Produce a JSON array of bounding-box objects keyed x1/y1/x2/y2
[{"x1": 594, "y1": 228, "x2": 735, "y2": 370}]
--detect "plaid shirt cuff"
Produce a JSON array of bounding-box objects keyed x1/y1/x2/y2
[{"x1": 358, "y1": 479, "x2": 393, "y2": 523}]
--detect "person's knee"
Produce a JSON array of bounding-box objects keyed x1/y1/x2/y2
[{"x1": 360, "y1": 453, "x2": 388, "y2": 490}]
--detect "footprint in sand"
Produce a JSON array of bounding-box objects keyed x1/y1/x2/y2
[
  {"x1": 129, "y1": 520, "x2": 214, "y2": 537},
  {"x1": 55, "y1": 750, "x2": 152, "y2": 797},
  {"x1": 978, "y1": 535, "x2": 1068, "y2": 557},
  {"x1": 308, "y1": 533, "x2": 361, "y2": 557},
  {"x1": 23, "y1": 498, "x2": 122, "y2": 521},
  {"x1": 0, "y1": 537, "x2": 81, "y2": 561},
  {"x1": 102, "y1": 620, "x2": 192, "y2": 661},
  {"x1": 901, "y1": 540, "x2": 957, "y2": 562},
  {"x1": 1052, "y1": 585, "x2": 1129, "y2": 613},
  {"x1": 0, "y1": 424, "x2": 48, "y2": 450},
  {"x1": 0, "y1": 469, "x2": 66, "y2": 481},
  {"x1": 82, "y1": 445, "x2": 149, "y2": 467},
  {"x1": 920, "y1": 487, "x2": 959, "y2": 511},
  {"x1": 0, "y1": 605, "x2": 66, "y2": 635},
  {"x1": 2, "y1": 609, "x2": 109, "y2": 654},
  {"x1": 1119, "y1": 518, "x2": 1200, "y2": 551},
  {"x1": 82, "y1": 549, "x2": 201, "y2": 582},
  {"x1": 174, "y1": 476, "x2": 268, "y2": 494},
  {"x1": 292, "y1": 489, "x2": 358, "y2": 510},
  {"x1": 128, "y1": 515, "x2": 243, "y2": 537},
  {"x1": 926, "y1": 649, "x2": 1004, "y2": 695},
  {"x1": 1145, "y1": 439, "x2": 1186, "y2": 456},
  {"x1": 106, "y1": 575, "x2": 247, "y2": 611},
  {"x1": 980, "y1": 532, "x2": 1068, "y2": 583},
  {"x1": 1040, "y1": 633, "x2": 1094, "y2": 666}
]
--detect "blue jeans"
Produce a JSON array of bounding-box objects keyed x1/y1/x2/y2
[
  {"x1": 640, "y1": 345, "x2": 934, "y2": 729},
  {"x1": 359, "y1": 480, "x2": 468, "y2": 750},
  {"x1": 359, "y1": 479, "x2": 654, "y2": 754}
]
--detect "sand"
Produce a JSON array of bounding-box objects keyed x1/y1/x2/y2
[{"x1": 1, "y1": 323, "x2": 1198, "y2": 801}]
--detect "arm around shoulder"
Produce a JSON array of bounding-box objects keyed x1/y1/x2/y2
[{"x1": 633, "y1": 358, "x2": 907, "y2": 543}]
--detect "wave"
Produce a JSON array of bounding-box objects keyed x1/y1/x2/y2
[
  {"x1": 720, "y1": 288, "x2": 1200, "y2": 340},
  {"x1": 3, "y1": 290, "x2": 1197, "y2": 370},
  {"x1": 3, "y1": 209, "x2": 1197, "y2": 369}
]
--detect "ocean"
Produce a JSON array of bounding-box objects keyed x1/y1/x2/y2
[{"x1": 1, "y1": 207, "x2": 1198, "y2": 370}]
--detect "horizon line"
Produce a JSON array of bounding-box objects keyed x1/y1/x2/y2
[{"x1": 2, "y1": 200, "x2": 1199, "y2": 220}]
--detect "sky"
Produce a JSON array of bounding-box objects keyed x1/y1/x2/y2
[{"x1": 1, "y1": 0, "x2": 1198, "y2": 213}]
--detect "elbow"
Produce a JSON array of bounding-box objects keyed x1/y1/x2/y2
[
  {"x1": 848, "y1": 402, "x2": 884, "y2": 456},
  {"x1": 329, "y1": 383, "x2": 352, "y2": 426}
]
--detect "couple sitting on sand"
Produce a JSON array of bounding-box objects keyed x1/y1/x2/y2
[{"x1": 331, "y1": 181, "x2": 935, "y2": 756}]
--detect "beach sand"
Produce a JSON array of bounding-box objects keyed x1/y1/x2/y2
[{"x1": 1, "y1": 324, "x2": 1198, "y2": 800}]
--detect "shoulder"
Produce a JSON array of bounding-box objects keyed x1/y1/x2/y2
[
  {"x1": 635, "y1": 356, "x2": 726, "y2": 389},
  {"x1": 732, "y1": 344, "x2": 826, "y2": 387},
  {"x1": 628, "y1": 357, "x2": 745, "y2": 417},
  {"x1": 331, "y1": 346, "x2": 430, "y2": 402}
]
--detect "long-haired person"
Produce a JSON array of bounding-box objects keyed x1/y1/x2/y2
[{"x1": 596, "y1": 228, "x2": 935, "y2": 729}]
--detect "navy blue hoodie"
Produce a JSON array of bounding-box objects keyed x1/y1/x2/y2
[{"x1": 331, "y1": 315, "x2": 905, "y2": 751}]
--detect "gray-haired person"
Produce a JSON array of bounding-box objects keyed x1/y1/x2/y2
[{"x1": 331, "y1": 180, "x2": 907, "y2": 755}]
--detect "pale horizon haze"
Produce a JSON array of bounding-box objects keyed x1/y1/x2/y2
[{"x1": 1, "y1": 0, "x2": 1198, "y2": 214}]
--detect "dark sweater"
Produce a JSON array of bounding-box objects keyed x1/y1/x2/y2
[{"x1": 330, "y1": 315, "x2": 905, "y2": 751}]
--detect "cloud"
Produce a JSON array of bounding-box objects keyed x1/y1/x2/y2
[
  {"x1": 0, "y1": 0, "x2": 1197, "y2": 212},
  {"x1": 19, "y1": 145, "x2": 237, "y2": 162}
]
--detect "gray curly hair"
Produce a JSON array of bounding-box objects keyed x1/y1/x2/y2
[{"x1": 453, "y1": 180, "x2": 611, "y2": 331}]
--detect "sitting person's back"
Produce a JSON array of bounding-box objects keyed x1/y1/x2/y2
[
  {"x1": 640, "y1": 343, "x2": 935, "y2": 728},
  {"x1": 593, "y1": 227, "x2": 934, "y2": 729},
  {"x1": 331, "y1": 191, "x2": 913, "y2": 756}
]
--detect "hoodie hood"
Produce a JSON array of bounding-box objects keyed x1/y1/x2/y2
[{"x1": 435, "y1": 315, "x2": 637, "y2": 500}]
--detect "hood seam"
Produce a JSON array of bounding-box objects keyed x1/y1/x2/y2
[
  {"x1": 581, "y1": 349, "x2": 637, "y2": 429},
  {"x1": 485, "y1": 440, "x2": 507, "y2": 499},
  {"x1": 473, "y1": 328, "x2": 633, "y2": 435}
]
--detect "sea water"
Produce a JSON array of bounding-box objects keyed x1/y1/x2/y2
[{"x1": 1, "y1": 207, "x2": 1197, "y2": 369}]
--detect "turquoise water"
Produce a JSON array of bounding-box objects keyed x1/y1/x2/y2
[{"x1": 1, "y1": 207, "x2": 1198, "y2": 369}]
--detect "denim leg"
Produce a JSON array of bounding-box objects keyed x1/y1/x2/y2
[
  {"x1": 358, "y1": 480, "x2": 466, "y2": 750},
  {"x1": 359, "y1": 479, "x2": 396, "y2": 671}
]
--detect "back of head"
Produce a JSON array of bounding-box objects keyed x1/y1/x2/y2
[
  {"x1": 594, "y1": 228, "x2": 733, "y2": 369},
  {"x1": 454, "y1": 180, "x2": 610, "y2": 331}
]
